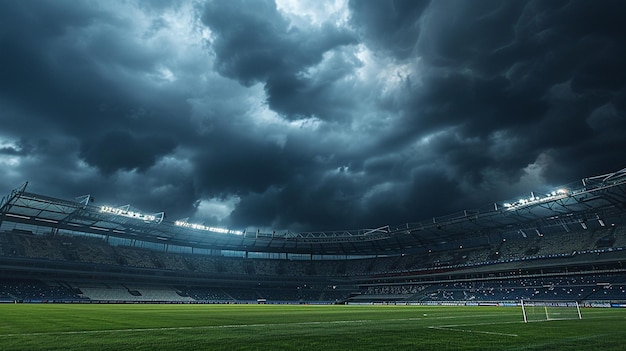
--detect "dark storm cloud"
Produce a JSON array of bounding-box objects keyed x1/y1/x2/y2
[
  {"x1": 354, "y1": 0, "x2": 626, "y2": 195},
  {"x1": 349, "y1": 0, "x2": 430, "y2": 60},
  {"x1": 193, "y1": 137, "x2": 291, "y2": 197},
  {"x1": 0, "y1": 0, "x2": 195, "y2": 215},
  {"x1": 202, "y1": 0, "x2": 356, "y2": 119},
  {"x1": 230, "y1": 167, "x2": 366, "y2": 230},
  {"x1": 1, "y1": 0, "x2": 626, "y2": 234},
  {"x1": 79, "y1": 131, "x2": 177, "y2": 175}
]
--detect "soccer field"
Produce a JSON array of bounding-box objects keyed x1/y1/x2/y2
[{"x1": 1, "y1": 304, "x2": 625, "y2": 350}]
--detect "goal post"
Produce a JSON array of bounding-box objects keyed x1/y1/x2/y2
[{"x1": 521, "y1": 300, "x2": 582, "y2": 323}]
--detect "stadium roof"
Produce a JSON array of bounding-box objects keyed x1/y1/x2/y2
[{"x1": 1, "y1": 167, "x2": 626, "y2": 257}]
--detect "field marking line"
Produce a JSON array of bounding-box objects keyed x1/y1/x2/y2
[
  {"x1": 427, "y1": 320, "x2": 523, "y2": 337},
  {"x1": 0, "y1": 318, "x2": 419, "y2": 337},
  {"x1": 428, "y1": 326, "x2": 518, "y2": 337},
  {"x1": 0, "y1": 313, "x2": 514, "y2": 338},
  {"x1": 436, "y1": 320, "x2": 523, "y2": 328}
]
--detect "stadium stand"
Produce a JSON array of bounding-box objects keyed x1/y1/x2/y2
[{"x1": 1, "y1": 168, "x2": 626, "y2": 304}]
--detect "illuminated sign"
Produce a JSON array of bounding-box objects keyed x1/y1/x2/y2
[{"x1": 174, "y1": 220, "x2": 243, "y2": 235}]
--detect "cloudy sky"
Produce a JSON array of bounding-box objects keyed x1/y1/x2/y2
[{"x1": 1, "y1": 0, "x2": 625, "y2": 233}]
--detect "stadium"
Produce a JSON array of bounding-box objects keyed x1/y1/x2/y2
[{"x1": 1, "y1": 167, "x2": 626, "y2": 350}]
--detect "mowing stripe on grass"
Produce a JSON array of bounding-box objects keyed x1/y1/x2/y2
[
  {"x1": 504, "y1": 333, "x2": 612, "y2": 351},
  {"x1": 0, "y1": 314, "x2": 505, "y2": 338},
  {"x1": 0, "y1": 318, "x2": 420, "y2": 337},
  {"x1": 0, "y1": 313, "x2": 513, "y2": 338}
]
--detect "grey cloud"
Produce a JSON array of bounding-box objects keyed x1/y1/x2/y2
[
  {"x1": 192, "y1": 137, "x2": 291, "y2": 197},
  {"x1": 79, "y1": 131, "x2": 177, "y2": 175},
  {"x1": 405, "y1": 0, "x2": 626, "y2": 186},
  {"x1": 349, "y1": 0, "x2": 430, "y2": 60},
  {"x1": 202, "y1": 0, "x2": 356, "y2": 120},
  {"x1": 0, "y1": 139, "x2": 34, "y2": 156}
]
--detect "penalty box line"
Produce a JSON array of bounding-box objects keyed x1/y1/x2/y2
[{"x1": 428, "y1": 320, "x2": 522, "y2": 337}]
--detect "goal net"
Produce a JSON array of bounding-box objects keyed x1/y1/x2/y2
[{"x1": 521, "y1": 300, "x2": 582, "y2": 323}]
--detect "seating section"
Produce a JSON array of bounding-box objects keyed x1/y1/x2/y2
[
  {"x1": 358, "y1": 273, "x2": 626, "y2": 303},
  {"x1": 0, "y1": 225, "x2": 625, "y2": 303},
  {"x1": 2, "y1": 226, "x2": 623, "y2": 277},
  {"x1": 78, "y1": 284, "x2": 194, "y2": 302},
  {"x1": 0, "y1": 279, "x2": 86, "y2": 302}
]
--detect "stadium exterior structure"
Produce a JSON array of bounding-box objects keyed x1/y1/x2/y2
[{"x1": 1, "y1": 167, "x2": 626, "y2": 304}]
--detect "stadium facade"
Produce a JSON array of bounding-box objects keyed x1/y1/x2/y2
[{"x1": 1, "y1": 168, "x2": 625, "y2": 305}]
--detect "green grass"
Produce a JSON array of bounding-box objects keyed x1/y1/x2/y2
[{"x1": 1, "y1": 304, "x2": 625, "y2": 350}]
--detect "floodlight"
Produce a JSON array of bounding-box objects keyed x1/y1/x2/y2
[
  {"x1": 175, "y1": 220, "x2": 243, "y2": 235},
  {"x1": 100, "y1": 205, "x2": 158, "y2": 222}
]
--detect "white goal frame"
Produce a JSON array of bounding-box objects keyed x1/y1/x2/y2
[{"x1": 521, "y1": 300, "x2": 582, "y2": 323}]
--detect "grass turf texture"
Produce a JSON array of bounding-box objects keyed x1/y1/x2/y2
[{"x1": 1, "y1": 304, "x2": 625, "y2": 350}]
